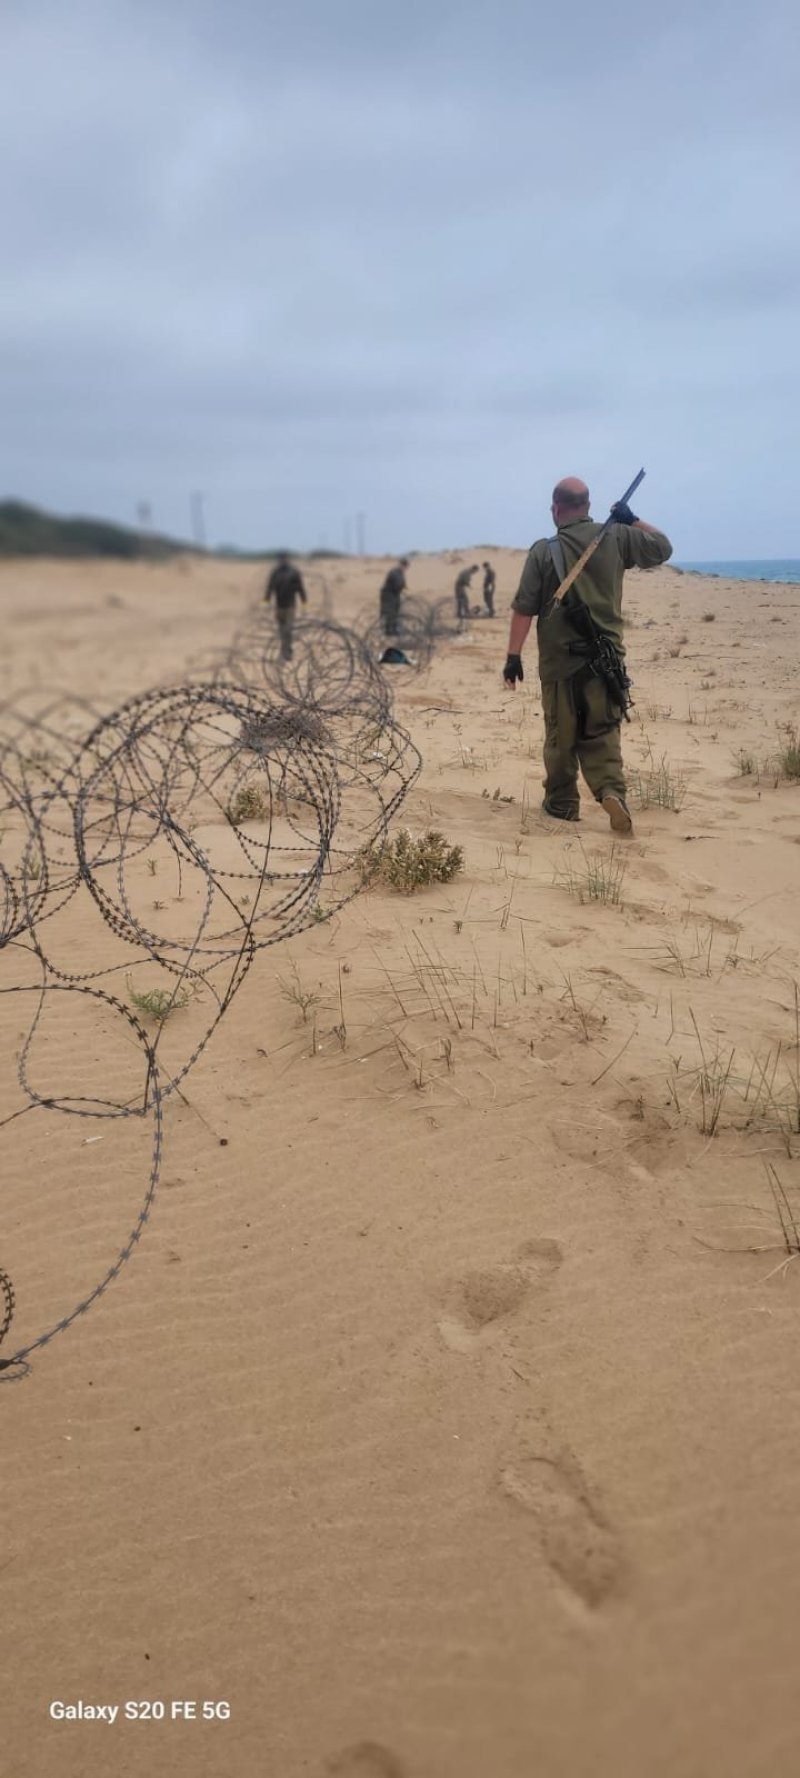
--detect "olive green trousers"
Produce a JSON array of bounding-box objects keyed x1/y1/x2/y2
[{"x1": 541, "y1": 664, "x2": 626, "y2": 819}]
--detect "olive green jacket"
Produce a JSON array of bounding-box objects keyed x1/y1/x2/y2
[{"x1": 512, "y1": 519, "x2": 672, "y2": 683}]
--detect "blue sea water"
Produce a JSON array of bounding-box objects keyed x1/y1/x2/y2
[{"x1": 676, "y1": 560, "x2": 800, "y2": 584}]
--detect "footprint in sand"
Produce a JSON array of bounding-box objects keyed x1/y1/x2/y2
[
  {"x1": 438, "y1": 1239, "x2": 562, "y2": 1353},
  {"x1": 324, "y1": 1744, "x2": 407, "y2": 1777},
  {"x1": 499, "y1": 1444, "x2": 623, "y2": 1610},
  {"x1": 543, "y1": 927, "x2": 590, "y2": 949},
  {"x1": 547, "y1": 1119, "x2": 620, "y2": 1165},
  {"x1": 585, "y1": 965, "x2": 647, "y2": 1003},
  {"x1": 627, "y1": 859, "x2": 670, "y2": 884}
]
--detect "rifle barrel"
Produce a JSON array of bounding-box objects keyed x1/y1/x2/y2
[{"x1": 619, "y1": 467, "x2": 646, "y2": 509}]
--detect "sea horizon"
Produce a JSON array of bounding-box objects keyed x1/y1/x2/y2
[{"x1": 675, "y1": 559, "x2": 800, "y2": 584}]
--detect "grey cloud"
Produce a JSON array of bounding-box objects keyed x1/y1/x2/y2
[{"x1": 2, "y1": 0, "x2": 799, "y2": 556}]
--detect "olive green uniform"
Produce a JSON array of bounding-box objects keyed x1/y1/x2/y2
[
  {"x1": 512, "y1": 519, "x2": 672, "y2": 818},
  {"x1": 265, "y1": 561, "x2": 307, "y2": 661},
  {"x1": 455, "y1": 567, "x2": 477, "y2": 621},
  {"x1": 380, "y1": 564, "x2": 407, "y2": 636}
]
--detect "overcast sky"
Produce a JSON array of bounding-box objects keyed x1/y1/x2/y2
[{"x1": 2, "y1": 0, "x2": 798, "y2": 557}]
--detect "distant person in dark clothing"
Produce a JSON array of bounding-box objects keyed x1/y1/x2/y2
[
  {"x1": 455, "y1": 565, "x2": 479, "y2": 624},
  {"x1": 380, "y1": 558, "x2": 409, "y2": 637},
  {"x1": 265, "y1": 553, "x2": 307, "y2": 660},
  {"x1": 482, "y1": 561, "x2": 496, "y2": 616}
]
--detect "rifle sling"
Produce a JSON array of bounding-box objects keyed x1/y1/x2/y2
[{"x1": 548, "y1": 531, "x2": 606, "y2": 605}]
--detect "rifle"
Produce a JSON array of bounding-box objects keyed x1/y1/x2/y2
[
  {"x1": 561, "y1": 599, "x2": 634, "y2": 720},
  {"x1": 550, "y1": 468, "x2": 646, "y2": 723}
]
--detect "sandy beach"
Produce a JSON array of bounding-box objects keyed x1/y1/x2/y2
[{"x1": 2, "y1": 549, "x2": 799, "y2": 1778}]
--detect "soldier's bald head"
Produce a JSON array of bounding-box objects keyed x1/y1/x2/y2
[{"x1": 552, "y1": 477, "x2": 590, "y2": 516}]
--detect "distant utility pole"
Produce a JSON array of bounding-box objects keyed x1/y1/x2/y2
[
  {"x1": 190, "y1": 490, "x2": 207, "y2": 550},
  {"x1": 356, "y1": 511, "x2": 365, "y2": 556},
  {"x1": 344, "y1": 517, "x2": 352, "y2": 555}
]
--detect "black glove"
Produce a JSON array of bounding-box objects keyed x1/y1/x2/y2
[
  {"x1": 503, "y1": 653, "x2": 524, "y2": 685},
  {"x1": 610, "y1": 501, "x2": 638, "y2": 526}
]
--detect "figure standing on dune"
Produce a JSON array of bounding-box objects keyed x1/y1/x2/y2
[
  {"x1": 503, "y1": 477, "x2": 672, "y2": 833},
  {"x1": 264, "y1": 553, "x2": 308, "y2": 661},
  {"x1": 482, "y1": 561, "x2": 496, "y2": 616},
  {"x1": 379, "y1": 558, "x2": 409, "y2": 637},
  {"x1": 455, "y1": 564, "x2": 479, "y2": 625}
]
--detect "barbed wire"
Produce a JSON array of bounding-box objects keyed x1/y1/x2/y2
[{"x1": 0, "y1": 584, "x2": 436, "y2": 1379}]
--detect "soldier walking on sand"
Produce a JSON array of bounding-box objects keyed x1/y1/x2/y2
[
  {"x1": 264, "y1": 553, "x2": 307, "y2": 661},
  {"x1": 482, "y1": 561, "x2": 496, "y2": 616},
  {"x1": 503, "y1": 476, "x2": 672, "y2": 833},
  {"x1": 455, "y1": 564, "x2": 479, "y2": 625},
  {"x1": 379, "y1": 558, "x2": 409, "y2": 637}
]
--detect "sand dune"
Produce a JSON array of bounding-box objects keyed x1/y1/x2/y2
[{"x1": 1, "y1": 548, "x2": 799, "y2": 1777}]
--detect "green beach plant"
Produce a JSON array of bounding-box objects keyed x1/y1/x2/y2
[
  {"x1": 127, "y1": 977, "x2": 192, "y2": 1023},
  {"x1": 359, "y1": 829, "x2": 464, "y2": 894}
]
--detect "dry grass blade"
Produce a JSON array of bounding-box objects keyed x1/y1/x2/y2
[
  {"x1": 763, "y1": 1160, "x2": 800, "y2": 1258},
  {"x1": 560, "y1": 973, "x2": 590, "y2": 1042},
  {"x1": 556, "y1": 842, "x2": 626, "y2": 908},
  {"x1": 591, "y1": 1023, "x2": 637, "y2": 1086},
  {"x1": 629, "y1": 753, "x2": 687, "y2": 811},
  {"x1": 687, "y1": 1007, "x2": 736, "y2": 1137}
]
